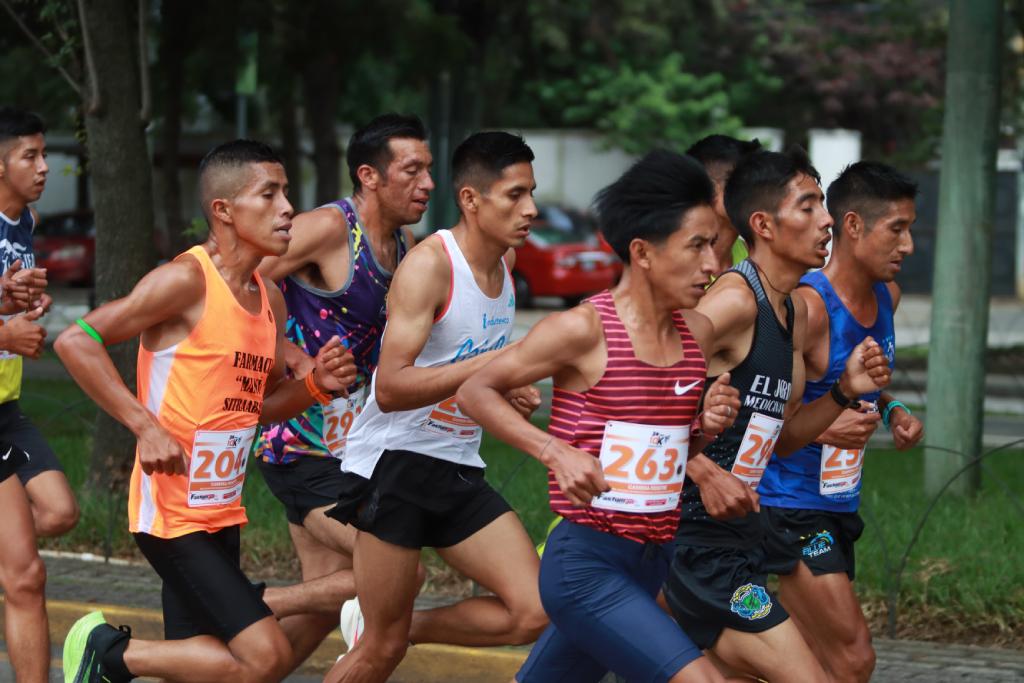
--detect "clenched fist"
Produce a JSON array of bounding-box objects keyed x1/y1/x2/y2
[
  {"x1": 701, "y1": 373, "x2": 741, "y2": 436},
  {"x1": 313, "y1": 336, "x2": 357, "y2": 397}
]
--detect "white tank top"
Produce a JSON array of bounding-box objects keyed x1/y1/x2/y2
[{"x1": 343, "y1": 229, "x2": 517, "y2": 477}]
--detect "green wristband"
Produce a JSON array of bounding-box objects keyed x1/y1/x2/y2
[
  {"x1": 882, "y1": 400, "x2": 909, "y2": 431},
  {"x1": 76, "y1": 318, "x2": 104, "y2": 345}
]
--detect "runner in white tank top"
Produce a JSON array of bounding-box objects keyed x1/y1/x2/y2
[
  {"x1": 344, "y1": 228, "x2": 515, "y2": 477},
  {"x1": 324, "y1": 132, "x2": 548, "y2": 683}
]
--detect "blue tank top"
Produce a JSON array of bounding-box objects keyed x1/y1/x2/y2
[
  {"x1": 255, "y1": 198, "x2": 409, "y2": 464},
  {"x1": 757, "y1": 271, "x2": 895, "y2": 513}
]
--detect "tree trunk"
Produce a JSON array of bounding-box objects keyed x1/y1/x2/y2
[
  {"x1": 303, "y1": 56, "x2": 340, "y2": 206},
  {"x1": 924, "y1": 0, "x2": 1002, "y2": 495},
  {"x1": 276, "y1": 86, "x2": 303, "y2": 212},
  {"x1": 160, "y1": 0, "x2": 187, "y2": 256},
  {"x1": 80, "y1": 0, "x2": 158, "y2": 490}
]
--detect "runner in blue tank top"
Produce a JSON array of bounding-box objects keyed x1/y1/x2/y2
[
  {"x1": 252, "y1": 114, "x2": 433, "y2": 673},
  {"x1": 759, "y1": 161, "x2": 923, "y2": 683}
]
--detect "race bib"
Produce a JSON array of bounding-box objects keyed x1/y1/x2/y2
[
  {"x1": 730, "y1": 412, "x2": 784, "y2": 491},
  {"x1": 187, "y1": 426, "x2": 257, "y2": 508},
  {"x1": 421, "y1": 396, "x2": 481, "y2": 440},
  {"x1": 323, "y1": 385, "x2": 368, "y2": 459},
  {"x1": 819, "y1": 445, "x2": 864, "y2": 496},
  {"x1": 592, "y1": 420, "x2": 689, "y2": 513}
]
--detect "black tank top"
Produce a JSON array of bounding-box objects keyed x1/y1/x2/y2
[{"x1": 676, "y1": 259, "x2": 794, "y2": 548}]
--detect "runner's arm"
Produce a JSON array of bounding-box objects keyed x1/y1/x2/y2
[
  {"x1": 258, "y1": 207, "x2": 342, "y2": 283},
  {"x1": 458, "y1": 305, "x2": 610, "y2": 506},
  {"x1": 374, "y1": 240, "x2": 513, "y2": 412},
  {"x1": 775, "y1": 295, "x2": 891, "y2": 456},
  {"x1": 694, "y1": 274, "x2": 758, "y2": 371},
  {"x1": 260, "y1": 281, "x2": 356, "y2": 425}
]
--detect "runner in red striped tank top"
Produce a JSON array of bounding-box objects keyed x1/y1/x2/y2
[{"x1": 459, "y1": 150, "x2": 743, "y2": 683}]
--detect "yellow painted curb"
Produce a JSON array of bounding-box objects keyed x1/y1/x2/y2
[{"x1": 0, "y1": 596, "x2": 528, "y2": 681}]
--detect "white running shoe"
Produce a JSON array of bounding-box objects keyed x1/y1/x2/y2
[{"x1": 340, "y1": 597, "x2": 365, "y2": 652}]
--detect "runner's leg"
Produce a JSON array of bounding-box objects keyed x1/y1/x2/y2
[
  {"x1": 273, "y1": 522, "x2": 350, "y2": 671},
  {"x1": 303, "y1": 504, "x2": 358, "y2": 555},
  {"x1": 23, "y1": 469, "x2": 80, "y2": 537},
  {"x1": 0, "y1": 474, "x2": 49, "y2": 683},
  {"x1": 410, "y1": 511, "x2": 547, "y2": 647},
  {"x1": 711, "y1": 621, "x2": 829, "y2": 683},
  {"x1": 123, "y1": 617, "x2": 291, "y2": 683},
  {"x1": 324, "y1": 530, "x2": 421, "y2": 683},
  {"x1": 778, "y1": 561, "x2": 875, "y2": 683}
]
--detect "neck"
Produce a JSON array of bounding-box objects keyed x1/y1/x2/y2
[
  {"x1": 713, "y1": 225, "x2": 739, "y2": 271},
  {"x1": 450, "y1": 216, "x2": 509, "y2": 271},
  {"x1": 0, "y1": 185, "x2": 27, "y2": 223},
  {"x1": 614, "y1": 269, "x2": 676, "y2": 334},
  {"x1": 747, "y1": 244, "x2": 803, "y2": 309},
  {"x1": 352, "y1": 191, "x2": 404, "y2": 240},
  {"x1": 204, "y1": 228, "x2": 264, "y2": 286},
  {"x1": 821, "y1": 245, "x2": 877, "y2": 303}
]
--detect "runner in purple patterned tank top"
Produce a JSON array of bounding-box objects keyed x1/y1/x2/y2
[{"x1": 253, "y1": 114, "x2": 434, "y2": 674}]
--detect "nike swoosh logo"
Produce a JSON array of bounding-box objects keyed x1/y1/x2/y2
[
  {"x1": 1, "y1": 447, "x2": 10, "y2": 460},
  {"x1": 674, "y1": 380, "x2": 701, "y2": 396}
]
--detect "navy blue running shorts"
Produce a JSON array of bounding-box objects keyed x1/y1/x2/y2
[{"x1": 517, "y1": 520, "x2": 702, "y2": 683}]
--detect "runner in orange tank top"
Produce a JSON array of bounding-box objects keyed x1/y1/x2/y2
[{"x1": 53, "y1": 140, "x2": 356, "y2": 683}]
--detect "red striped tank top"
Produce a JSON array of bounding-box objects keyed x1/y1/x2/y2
[{"x1": 548, "y1": 290, "x2": 707, "y2": 544}]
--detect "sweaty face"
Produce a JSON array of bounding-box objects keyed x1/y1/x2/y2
[
  {"x1": 0, "y1": 134, "x2": 49, "y2": 204},
  {"x1": 855, "y1": 198, "x2": 916, "y2": 282},
  {"x1": 230, "y1": 162, "x2": 294, "y2": 256},
  {"x1": 771, "y1": 173, "x2": 833, "y2": 269},
  {"x1": 475, "y1": 162, "x2": 538, "y2": 249},
  {"x1": 376, "y1": 138, "x2": 434, "y2": 226},
  {"x1": 643, "y1": 205, "x2": 718, "y2": 311}
]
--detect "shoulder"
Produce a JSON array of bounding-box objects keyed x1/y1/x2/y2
[
  {"x1": 295, "y1": 204, "x2": 348, "y2": 239},
  {"x1": 400, "y1": 226, "x2": 417, "y2": 248},
  {"x1": 28, "y1": 206, "x2": 39, "y2": 228},
  {"x1": 135, "y1": 254, "x2": 206, "y2": 304},
  {"x1": 533, "y1": 302, "x2": 604, "y2": 351},
  {"x1": 391, "y1": 235, "x2": 451, "y2": 296},
  {"x1": 262, "y1": 275, "x2": 287, "y2": 324},
  {"x1": 698, "y1": 272, "x2": 757, "y2": 319},
  {"x1": 795, "y1": 284, "x2": 827, "y2": 344},
  {"x1": 680, "y1": 308, "x2": 714, "y2": 360},
  {"x1": 885, "y1": 280, "x2": 902, "y2": 310}
]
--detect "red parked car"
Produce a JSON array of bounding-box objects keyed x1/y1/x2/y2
[
  {"x1": 33, "y1": 210, "x2": 95, "y2": 284},
  {"x1": 512, "y1": 206, "x2": 621, "y2": 307}
]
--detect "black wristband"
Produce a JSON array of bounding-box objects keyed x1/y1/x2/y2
[{"x1": 830, "y1": 379, "x2": 860, "y2": 410}]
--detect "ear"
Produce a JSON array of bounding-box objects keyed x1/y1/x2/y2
[
  {"x1": 629, "y1": 238, "x2": 654, "y2": 270},
  {"x1": 458, "y1": 186, "x2": 480, "y2": 214},
  {"x1": 748, "y1": 211, "x2": 775, "y2": 243},
  {"x1": 210, "y1": 197, "x2": 233, "y2": 225},
  {"x1": 843, "y1": 211, "x2": 863, "y2": 240},
  {"x1": 356, "y1": 164, "x2": 380, "y2": 191}
]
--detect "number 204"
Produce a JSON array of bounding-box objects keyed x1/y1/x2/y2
[
  {"x1": 604, "y1": 445, "x2": 679, "y2": 481},
  {"x1": 193, "y1": 449, "x2": 245, "y2": 479}
]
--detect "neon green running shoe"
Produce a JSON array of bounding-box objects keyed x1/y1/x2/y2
[{"x1": 63, "y1": 611, "x2": 133, "y2": 683}]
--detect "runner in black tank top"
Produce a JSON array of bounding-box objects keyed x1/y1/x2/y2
[
  {"x1": 677, "y1": 259, "x2": 793, "y2": 548},
  {"x1": 662, "y1": 147, "x2": 892, "y2": 683}
]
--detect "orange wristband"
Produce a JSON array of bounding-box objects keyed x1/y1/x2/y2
[{"x1": 304, "y1": 371, "x2": 331, "y2": 406}]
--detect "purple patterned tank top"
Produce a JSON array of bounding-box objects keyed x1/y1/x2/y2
[{"x1": 256, "y1": 198, "x2": 408, "y2": 464}]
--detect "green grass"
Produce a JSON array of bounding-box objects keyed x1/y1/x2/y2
[{"x1": 19, "y1": 376, "x2": 1024, "y2": 630}]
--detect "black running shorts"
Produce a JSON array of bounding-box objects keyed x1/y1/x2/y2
[
  {"x1": 663, "y1": 542, "x2": 789, "y2": 651},
  {"x1": 0, "y1": 400, "x2": 65, "y2": 485},
  {"x1": 133, "y1": 526, "x2": 273, "y2": 642},
  {"x1": 256, "y1": 455, "x2": 346, "y2": 525},
  {"x1": 0, "y1": 439, "x2": 29, "y2": 485},
  {"x1": 761, "y1": 505, "x2": 865, "y2": 581},
  {"x1": 327, "y1": 449, "x2": 513, "y2": 549}
]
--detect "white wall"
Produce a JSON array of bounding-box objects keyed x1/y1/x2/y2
[
  {"x1": 809, "y1": 129, "x2": 862, "y2": 262},
  {"x1": 515, "y1": 130, "x2": 636, "y2": 209}
]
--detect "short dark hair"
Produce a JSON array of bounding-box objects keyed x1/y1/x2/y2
[
  {"x1": 346, "y1": 113, "x2": 429, "y2": 192},
  {"x1": 198, "y1": 139, "x2": 283, "y2": 220},
  {"x1": 450, "y1": 132, "x2": 535, "y2": 209},
  {"x1": 826, "y1": 161, "x2": 919, "y2": 239},
  {"x1": 724, "y1": 146, "x2": 821, "y2": 244},
  {"x1": 594, "y1": 149, "x2": 716, "y2": 262},
  {"x1": 686, "y1": 134, "x2": 763, "y2": 184},
  {"x1": 0, "y1": 106, "x2": 47, "y2": 157}
]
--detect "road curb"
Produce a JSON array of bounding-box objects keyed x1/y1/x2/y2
[{"x1": 0, "y1": 596, "x2": 528, "y2": 681}]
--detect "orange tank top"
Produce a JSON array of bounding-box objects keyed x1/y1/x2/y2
[{"x1": 128, "y1": 246, "x2": 277, "y2": 538}]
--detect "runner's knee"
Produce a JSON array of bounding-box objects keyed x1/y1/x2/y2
[
  {"x1": 35, "y1": 496, "x2": 80, "y2": 537},
  {"x1": 506, "y1": 601, "x2": 549, "y2": 645},
  {"x1": 2, "y1": 554, "x2": 46, "y2": 604},
  {"x1": 835, "y1": 635, "x2": 875, "y2": 683},
  {"x1": 236, "y1": 634, "x2": 292, "y2": 683}
]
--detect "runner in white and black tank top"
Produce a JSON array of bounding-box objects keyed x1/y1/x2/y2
[{"x1": 677, "y1": 259, "x2": 793, "y2": 547}]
